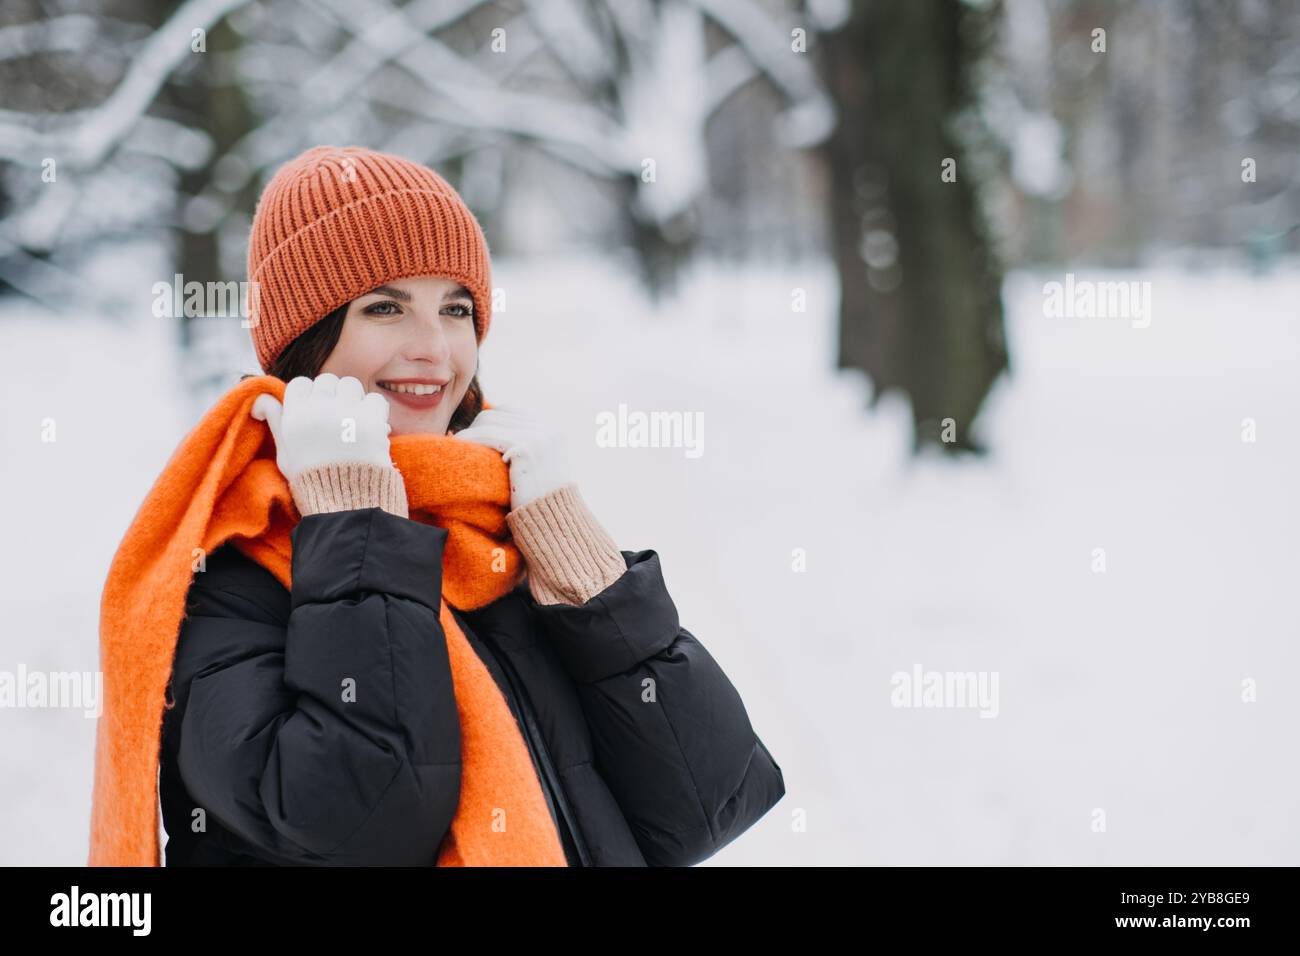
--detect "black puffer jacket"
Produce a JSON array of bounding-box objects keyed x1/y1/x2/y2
[{"x1": 160, "y1": 505, "x2": 785, "y2": 866}]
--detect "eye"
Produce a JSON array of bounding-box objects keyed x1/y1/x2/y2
[
  {"x1": 363, "y1": 300, "x2": 401, "y2": 316},
  {"x1": 444, "y1": 301, "x2": 474, "y2": 319}
]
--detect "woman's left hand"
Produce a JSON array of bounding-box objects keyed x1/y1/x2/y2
[{"x1": 454, "y1": 406, "x2": 572, "y2": 510}]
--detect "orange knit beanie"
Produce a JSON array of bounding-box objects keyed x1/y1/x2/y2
[{"x1": 246, "y1": 145, "x2": 492, "y2": 372}]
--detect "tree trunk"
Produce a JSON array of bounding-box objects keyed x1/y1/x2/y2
[
  {"x1": 821, "y1": 0, "x2": 1008, "y2": 453},
  {"x1": 161, "y1": 17, "x2": 252, "y2": 352}
]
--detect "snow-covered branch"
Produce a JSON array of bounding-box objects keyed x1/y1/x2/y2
[{"x1": 0, "y1": 0, "x2": 245, "y2": 169}]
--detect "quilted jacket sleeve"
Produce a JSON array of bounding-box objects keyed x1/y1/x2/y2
[
  {"x1": 528, "y1": 549, "x2": 786, "y2": 866},
  {"x1": 167, "y1": 507, "x2": 462, "y2": 865}
]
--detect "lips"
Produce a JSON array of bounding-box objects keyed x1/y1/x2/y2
[{"x1": 377, "y1": 379, "x2": 449, "y2": 410}]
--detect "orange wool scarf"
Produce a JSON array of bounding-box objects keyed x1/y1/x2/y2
[{"x1": 88, "y1": 374, "x2": 568, "y2": 867}]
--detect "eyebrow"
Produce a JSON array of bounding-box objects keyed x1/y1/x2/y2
[{"x1": 361, "y1": 284, "x2": 472, "y2": 303}]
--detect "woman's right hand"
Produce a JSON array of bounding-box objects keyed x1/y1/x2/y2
[{"x1": 252, "y1": 373, "x2": 395, "y2": 483}]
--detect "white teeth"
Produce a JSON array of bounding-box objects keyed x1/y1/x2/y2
[{"x1": 380, "y1": 382, "x2": 442, "y2": 395}]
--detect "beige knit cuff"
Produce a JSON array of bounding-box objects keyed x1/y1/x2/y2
[
  {"x1": 289, "y1": 460, "x2": 409, "y2": 519},
  {"x1": 506, "y1": 483, "x2": 627, "y2": 606}
]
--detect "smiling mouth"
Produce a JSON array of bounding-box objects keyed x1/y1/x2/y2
[
  {"x1": 377, "y1": 380, "x2": 446, "y2": 396},
  {"x1": 375, "y1": 378, "x2": 450, "y2": 411}
]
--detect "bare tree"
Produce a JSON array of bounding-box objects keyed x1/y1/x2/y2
[{"x1": 819, "y1": 0, "x2": 1008, "y2": 453}]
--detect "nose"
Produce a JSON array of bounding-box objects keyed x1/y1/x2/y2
[{"x1": 400, "y1": 310, "x2": 453, "y2": 366}]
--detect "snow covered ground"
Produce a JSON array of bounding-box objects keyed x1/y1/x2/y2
[{"x1": 2, "y1": 246, "x2": 1297, "y2": 865}]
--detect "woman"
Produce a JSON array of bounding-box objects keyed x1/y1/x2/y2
[{"x1": 88, "y1": 145, "x2": 784, "y2": 868}]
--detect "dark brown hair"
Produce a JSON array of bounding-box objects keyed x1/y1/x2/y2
[{"x1": 241, "y1": 301, "x2": 483, "y2": 434}]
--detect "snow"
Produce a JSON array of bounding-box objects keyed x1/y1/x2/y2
[{"x1": 2, "y1": 246, "x2": 1297, "y2": 865}]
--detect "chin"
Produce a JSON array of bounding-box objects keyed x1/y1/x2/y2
[{"x1": 392, "y1": 415, "x2": 449, "y2": 437}]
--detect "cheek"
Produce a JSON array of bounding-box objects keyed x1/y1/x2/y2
[
  {"x1": 324, "y1": 322, "x2": 389, "y2": 382},
  {"x1": 453, "y1": 334, "x2": 478, "y2": 377}
]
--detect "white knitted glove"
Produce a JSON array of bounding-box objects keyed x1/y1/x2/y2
[
  {"x1": 454, "y1": 406, "x2": 572, "y2": 510},
  {"x1": 251, "y1": 373, "x2": 395, "y2": 483}
]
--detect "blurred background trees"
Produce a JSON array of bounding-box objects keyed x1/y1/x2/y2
[{"x1": 2, "y1": 0, "x2": 1298, "y2": 450}]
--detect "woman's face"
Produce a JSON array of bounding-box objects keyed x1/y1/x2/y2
[{"x1": 319, "y1": 275, "x2": 478, "y2": 436}]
